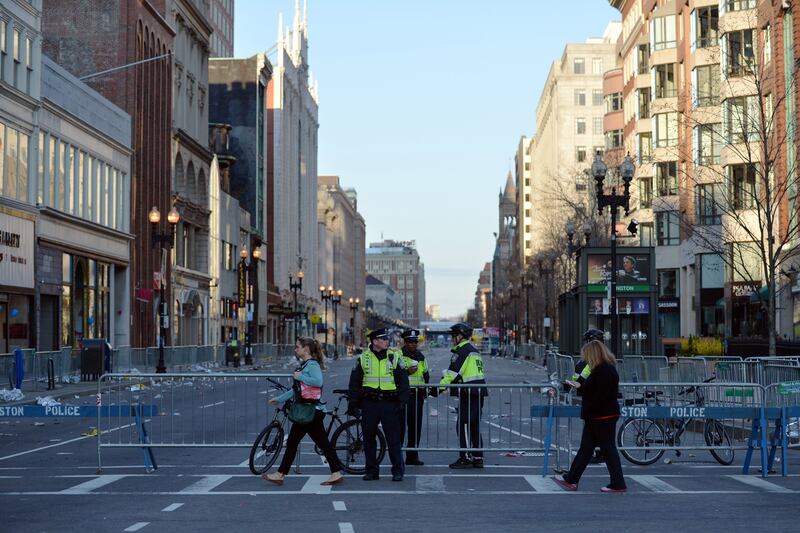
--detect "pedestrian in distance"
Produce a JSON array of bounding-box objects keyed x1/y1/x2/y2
[
  {"x1": 398, "y1": 328, "x2": 429, "y2": 466},
  {"x1": 434, "y1": 322, "x2": 488, "y2": 469},
  {"x1": 263, "y1": 337, "x2": 344, "y2": 487},
  {"x1": 347, "y1": 327, "x2": 409, "y2": 481},
  {"x1": 555, "y1": 340, "x2": 627, "y2": 493}
]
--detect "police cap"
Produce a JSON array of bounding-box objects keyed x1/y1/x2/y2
[
  {"x1": 401, "y1": 329, "x2": 420, "y2": 341},
  {"x1": 367, "y1": 327, "x2": 390, "y2": 340}
]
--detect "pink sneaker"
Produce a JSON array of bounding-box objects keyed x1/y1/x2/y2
[
  {"x1": 553, "y1": 476, "x2": 577, "y2": 491},
  {"x1": 600, "y1": 485, "x2": 627, "y2": 493}
]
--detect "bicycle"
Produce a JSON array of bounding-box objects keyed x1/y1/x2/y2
[
  {"x1": 616, "y1": 377, "x2": 734, "y2": 466},
  {"x1": 248, "y1": 378, "x2": 386, "y2": 475}
]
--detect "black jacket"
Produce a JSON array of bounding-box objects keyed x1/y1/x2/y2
[
  {"x1": 579, "y1": 362, "x2": 620, "y2": 420},
  {"x1": 348, "y1": 347, "x2": 410, "y2": 406}
]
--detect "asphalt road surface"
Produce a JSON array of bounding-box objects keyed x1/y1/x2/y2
[{"x1": 2, "y1": 348, "x2": 799, "y2": 532}]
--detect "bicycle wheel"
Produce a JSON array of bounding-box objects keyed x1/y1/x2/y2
[
  {"x1": 617, "y1": 418, "x2": 666, "y2": 466},
  {"x1": 249, "y1": 421, "x2": 284, "y2": 475},
  {"x1": 331, "y1": 418, "x2": 388, "y2": 475},
  {"x1": 705, "y1": 419, "x2": 734, "y2": 466}
]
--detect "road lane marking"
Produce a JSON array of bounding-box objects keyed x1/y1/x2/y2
[
  {"x1": 415, "y1": 475, "x2": 445, "y2": 493},
  {"x1": 729, "y1": 475, "x2": 793, "y2": 493},
  {"x1": 629, "y1": 475, "x2": 681, "y2": 493},
  {"x1": 60, "y1": 475, "x2": 126, "y2": 494},
  {"x1": 301, "y1": 475, "x2": 332, "y2": 494},
  {"x1": 199, "y1": 401, "x2": 225, "y2": 409},
  {"x1": 487, "y1": 422, "x2": 573, "y2": 455},
  {"x1": 339, "y1": 523, "x2": 354, "y2": 533},
  {"x1": 124, "y1": 523, "x2": 149, "y2": 532},
  {"x1": 333, "y1": 501, "x2": 347, "y2": 511},
  {"x1": 522, "y1": 475, "x2": 562, "y2": 493},
  {"x1": 0, "y1": 422, "x2": 138, "y2": 461},
  {"x1": 179, "y1": 475, "x2": 232, "y2": 494},
  {"x1": 162, "y1": 503, "x2": 184, "y2": 512}
]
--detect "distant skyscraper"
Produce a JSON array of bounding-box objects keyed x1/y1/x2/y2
[
  {"x1": 207, "y1": 0, "x2": 234, "y2": 57},
  {"x1": 366, "y1": 240, "x2": 426, "y2": 327}
]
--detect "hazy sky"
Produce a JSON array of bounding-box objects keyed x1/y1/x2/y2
[{"x1": 234, "y1": 0, "x2": 621, "y2": 317}]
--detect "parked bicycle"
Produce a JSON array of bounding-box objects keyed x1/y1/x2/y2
[
  {"x1": 616, "y1": 377, "x2": 734, "y2": 466},
  {"x1": 248, "y1": 378, "x2": 386, "y2": 475}
]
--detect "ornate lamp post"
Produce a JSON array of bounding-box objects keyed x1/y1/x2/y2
[
  {"x1": 240, "y1": 247, "x2": 260, "y2": 365},
  {"x1": 289, "y1": 271, "x2": 304, "y2": 341},
  {"x1": 331, "y1": 288, "x2": 343, "y2": 359},
  {"x1": 565, "y1": 220, "x2": 593, "y2": 286},
  {"x1": 592, "y1": 152, "x2": 635, "y2": 355},
  {"x1": 148, "y1": 205, "x2": 180, "y2": 373},
  {"x1": 522, "y1": 271, "x2": 533, "y2": 343},
  {"x1": 349, "y1": 297, "x2": 360, "y2": 348},
  {"x1": 320, "y1": 284, "x2": 331, "y2": 354},
  {"x1": 536, "y1": 251, "x2": 556, "y2": 348}
]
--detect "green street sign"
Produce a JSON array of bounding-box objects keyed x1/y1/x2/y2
[
  {"x1": 587, "y1": 284, "x2": 650, "y2": 293},
  {"x1": 778, "y1": 381, "x2": 800, "y2": 395}
]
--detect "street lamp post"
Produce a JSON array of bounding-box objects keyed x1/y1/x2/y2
[
  {"x1": 537, "y1": 252, "x2": 555, "y2": 348},
  {"x1": 349, "y1": 297, "x2": 360, "y2": 348},
  {"x1": 240, "y1": 247, "x2": 260, "y2": 365},
  {"x1": 592, "y1": 152, "x2": 635, "y2": 356},
  {"x1": 565, "y1": 221, "x2": 593, "y2": 286},
  {"x1": 289, "y1": 271, "x2": 304, "y2": 341},
  {"x1": 148, "y1": 206, "x2": 181, "y2": 373},
  {"x1": 330, "y1": 289, "x2": 342, "y2": 359},
  {"x1": 522, "y1": 271, "x2": 533, "y2": 343},
  {"x1": 319, "y1": 285, "x2": 331, "y2": 354}
]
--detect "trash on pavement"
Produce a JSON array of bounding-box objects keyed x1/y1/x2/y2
[
  {"x1": 33, "y1": 422, "x2": 45, "y2": 427},
  {"x1": 0, "y1": 389, "x2": 23, "y2": 402},
  {"x1": 429, "y1": 408, "x2": 439, "y2": 417},
  {"x1": 36, "y1": 396, "x2": 61, "y2": 407},
  {"x1": 81, "y1": 427, "x2": 99, "y2": 437}
]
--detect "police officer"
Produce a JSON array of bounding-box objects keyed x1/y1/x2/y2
[
  {"x1": 437, "y1": 323, "x2": 487, "y2": 469},
  {"x1": 347, "y1": 327, "x2": 409, "y2": 481},
  {"x1": 567, "y1": 328, "x2": 606, "y2": 464},
  {"x1": 398, "y1": 328, "x2": 429, "y2": 466}
]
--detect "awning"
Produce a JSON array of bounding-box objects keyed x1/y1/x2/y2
[{"x1": 750, "y1": 285, "x2": 769, "y2": 303}]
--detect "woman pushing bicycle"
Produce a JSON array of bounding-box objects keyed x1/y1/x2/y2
[{"x1": 263, "y1": 337, "x2": 344, "y2": 486}]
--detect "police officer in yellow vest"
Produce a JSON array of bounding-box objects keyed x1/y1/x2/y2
[
  {"x1": 398, "y1": 328, "x2": 429, "y2": 466},
  {"x1": 347, "y1": 327, "x2": 409, "y2": 481},
  {"x1": 438, "y1": 322, "x2": 488, "y2": 469}
]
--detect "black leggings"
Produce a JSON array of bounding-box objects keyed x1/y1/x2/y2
[
  {"x1": 565, "y1": 418, "x2": 626, "y2": 489},
  {"x1": 278, "y1": 410, "x2": 342, "y2": 475}
]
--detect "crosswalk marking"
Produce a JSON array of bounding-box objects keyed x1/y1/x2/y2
[
  {"x1": 60, "y1": 475, "x2": 126, "y2": 494},
  {"x1": 179, "y1": 475, "x2": 232, "y2": 494},
  {"x1": 629, "y1": 475, "x2": 681, "y2": 493},
  {"x1": 333, "y1": 501, "x2": 347, "y2": 511},
  {"x1": 729, "y1": 475, "x2": 793, "y2": 493},
  {"x1": 162, "y1": 503, "x2": 184, "y2": 512},
  {"x1": 124, "y1": 523, "x2": 149, "y2": 532},
  {"x1": 522, "y1": 475, "x2": 562, "y2": 493},
  {"x1": 301, "y1": 475, "x2": 332, "y2": 494},
  {"x1": 339, "y1": 523, "x2": 354, "y2": 533},
  {"x1": 416, "y1": 475, "x2": 445, "y2": 493}
]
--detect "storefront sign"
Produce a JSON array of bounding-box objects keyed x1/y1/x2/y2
[
  {"x1": 238, "y1": 262, "x2": 246, "y2": 308},
  {"x1": 269, "y1": 305, "x2": 295, "y2": 315},
  {"x1": 587, "y1": 253, "x2": 651, "y2": 285},
  {"x1": 658, "y1": 299, "x2": 679, "y2": 309},
  {"x1": 732, "y1": 284, "x2": 756, "y2": 297},
  {"x1": 0, "y1": 213, "x2": 34, "y2": 289},
  {"x1": 587, "y1": 283, "x2": 649, "y2": 293}
]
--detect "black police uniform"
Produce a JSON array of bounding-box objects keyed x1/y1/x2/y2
[
  {"x1": 348, "y1": 334, "x2": 409, "y2": 481},
  {"x1": 398, "y1": 334, "x2": 429, "y2": 465}
]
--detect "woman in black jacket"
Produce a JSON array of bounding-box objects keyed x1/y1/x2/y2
[{"x1": 554, "y1": 340, "x2": 627, "y2": 492}]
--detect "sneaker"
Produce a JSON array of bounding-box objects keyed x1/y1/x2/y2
[
  {"x1": 600, "y1": 485, "x2": 627, "y2": 493},
  {"x1": 472, "y1": 459, "x2": 484, "y2": 469},
  {"x1": 449, "y1": 457, "x2": 474, "y2": 469},
  {"x1": 552, "y1": 476, "x2": 577, "y2": 491}
]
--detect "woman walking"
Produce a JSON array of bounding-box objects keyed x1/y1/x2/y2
[
  {"x1": 554, "y1": 340, "x2": 627, "y2": 492},
  {"x1": 263, "y1": 337, "x2": 344, "y2": 486}
]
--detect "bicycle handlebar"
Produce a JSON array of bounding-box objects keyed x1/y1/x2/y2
[{"x1": 266, "y1": 377, "x2": 289, "y2": 391}]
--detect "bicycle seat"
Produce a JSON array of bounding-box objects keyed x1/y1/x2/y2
[{"x1": 332, "y1": 389, "x2": 350, "y2": 395}]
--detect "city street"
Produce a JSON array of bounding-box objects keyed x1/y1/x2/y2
[{"x1": 2, "y1": 349, "x2": 799, "y2": 532}]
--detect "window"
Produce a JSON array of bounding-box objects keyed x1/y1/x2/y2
[
  {"x1": 4, "y1": 127, "x2": 17, "y2": 198},
  {"x1": 695, "y1": 183, "x2": 723, "y2": 225},
  {"x1": 524, "y1": 177, "x2": 530, "y2": 185},
  {"x1": 659, "y1": 270, "x2": 679, "y2": 298},
  {"x1": 17, "y1": 132, "x2": 27, "y2": 203},
  {"x1": 695, "y1": 64, "x2": 720, "y2": 107},
  {"x1": 1, "y1": 20, "x2": 6, "y2": 53},
  {"x1": 639, "y1": 222, "x2": 654, "y2": 246},
  {"x1": 576, "y1": 146, "x2": 587, "y2": 163},
  {"x1": 656, "y1": 211, "x2": 680, "y2": 245},
  {"x1": 574, "y1": 57, "x2": 585, "y2": 74},
  {"x1": 653, "y1": 15, "x2": 676, "y2": 51},
  {"x1": 654, "y1": 64, "x2": 677, "y2": 98},
  {"x1": 637, "y1": 88, "x2": 651, "y2": 119},
  {"x1": 25, "y1": 37, "x2": 31, "y2": 68},
  {"x1": 763, "y1": 25, "x2": 772, "y2": 64},
  {"x1": 605, "y1": 92, "x2": 622, "y2": 113},
  {"x1": 576, "y1": 172, "x2": 588, "y2": 191},
  {"x1": 524, "y1": 209, "x2": 530, "y2": 217},
  {"x1": 605, "y1": 129, "x2": 623, "y2": 149},
  {"x1": 13, "y1": 29, "x2": 20, "y2": 61},
  {"x1": 592, "y1": 57, "x2": 603, "y2": 75},
  {"x1": 638, "y1": 133, "x2": 652, "y2": 164},
  {"x1": 639, "y1": 177, "x2": 653, "y2": 208},
  {"x1": 727, "y1": 29, "x2": 755, "y2": 77},
  {"x1": 593, "y1": 116, "x2": 603, "y2": 135},
  {"x1": 574, "y1": 89, "x2": 586, "y2": 106},
  {"x1": 730, "y1": 164, "x2": 757, "y2": 210},
  {"x1": 695, "y1": 6, "x2": 719, "y2": 48},
  {"x1": 524, "y1": 193, "x2": 530, "y2": 202},
  {"x1": 594, "y1": 146, "x2": 605, "y2": 159},
  {"x1": 592, "y1": 89, "x2": 603, "y2": 106},
  {"x1": 726, "y1": 96, "x2": 758, "y2": 143},
  {"x1": 576, "y1": 118, "x2": 586, "y2": 134},
  {"x1": 726, "y1": 0, "x2": 756, "y2": 11},
  {"x1": 654, "y1": 112, "x2": 678, "y2": 147},
  {"x1": 697, "y1": 123, "x2": 723, "y2": 165},
  {"x1": 637, "y1": 44, "x2": 650, "y2": 74},
  {"x1": 656, "y1": 161, "x2": 678, "y2": 196}
]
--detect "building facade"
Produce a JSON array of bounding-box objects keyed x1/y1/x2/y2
[
  {"x1": 365, "y1": 240, "x2": 426, "y2": 327},
  {"x1": 206, "y1": 0, "x2": 233, "y2": 58},
  {"x1": 515, "y1": 136, "x2": 534, "y2": 266},
  {"x1": 317, "y1": 175, "x2": 365, "y2": 347}
]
